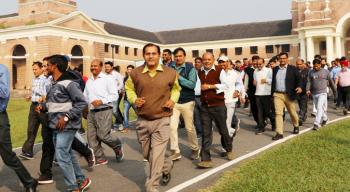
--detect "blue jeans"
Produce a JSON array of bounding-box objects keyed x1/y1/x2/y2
[
  {"x1": 313, "y1": 93, "x2": 328, "y2": 127},
  {"x1": 123, "y1": 99, "x2": 135, "y2": 128},
  {"x1": 53, "y1": 130, "x2": 85, "y2": 190},
  {"x1": 113, "y1": 98, "x2": 124, "y2": 127}
]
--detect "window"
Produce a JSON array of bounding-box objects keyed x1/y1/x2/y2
[
  {"x1": 125, "y1": 47, "x2": 129, "y2": 55},
  {"x1": 134, "y1": 48, "x2": 138, "y2": 56},
  {"x1": 206, "y1": 49, "x2": 213, "y2": 53},
  {"x1": 250, "y1": 46, "x2": 258, "y2": 54},
  {"x1": 281, "y1": 44, "x2": 290, "y2": 53},
  {"x1": 220, "y1": 48, "x2": 227, "y2": 55},
  {"x1": 104, "y1": 44, "x2": 109, "y2": 52},
  {"x1": 265, "y1": 45, "x2": 274, "y2": 54},
  {"x1": 192, "y1": 50, "x2": 199, "y2": 58},
  {"x1": 235, "y1": 47, "x2": 242, "y2": 55},
  {"x1": 320, "y1": 41, "x2": 326, "y2": 51},
  {"x1": 114, "y1": 45, "x2": 119, "y2": 54}
]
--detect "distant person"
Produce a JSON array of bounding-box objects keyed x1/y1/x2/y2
[
  {"x1": 335, "y1": 60, "x2": 350, "y2": 115},
  {"x1": 296, "y1": 58, "x2": 309, "y2": 124},
  {"x1": 162, "y1": 49, "x2": 173, "y2": 66},
  {"x1": 254, "y1": 58, "x2": 275, "y2": 134},
  {"x1": 20, "y1": 61, "x2": 50, "y2": 160},
  {"x1": 122, "y1": 65, "x2": 136, "y2": 133},
  {"x1": 306, "y1": 59, "x2": 336, "y2": 130},
  {"x1": 104, "y1": 61, "x2": 124, "y2": 131},
  {"x1": 84, "y1": 60, "x2": 124, "y2": 166}
]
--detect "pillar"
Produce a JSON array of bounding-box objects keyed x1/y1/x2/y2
[
  {"x1": 335, "y1": 36, "x2": 342, "y2": 58},
  {"x1": 299, "y1": 38, "x2": 306, "y2": 61},
  {"x1": 326, "y1": 36, "x2": 334, "y2": 64},
  {"x1": 306, "y1": 37, "x2": 315, "y2": 62}
]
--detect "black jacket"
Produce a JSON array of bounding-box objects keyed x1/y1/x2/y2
[{"x1": 271, "y1": 65, "x2": 301, "y2": 101}]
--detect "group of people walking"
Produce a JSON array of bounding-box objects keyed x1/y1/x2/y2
[{"x1": 0, "y1": 42, "x2": 350, "y2": 192}]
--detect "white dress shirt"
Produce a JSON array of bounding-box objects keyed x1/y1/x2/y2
[
  {"x1": 105, "y1": 70, "x2": 124, "y2": 91},
  {"x1": 200, "y1": 64, "x2": 229, "y2": 94},
  {"x1": 218, "y1": 69, "x2": 244, "y2": 103},
  {"x1": 84, "y1": 72, "x2": 119, "y2": 109},
  {"x1": 253, "y1": 67, "x2": 272, "y2": 96}
]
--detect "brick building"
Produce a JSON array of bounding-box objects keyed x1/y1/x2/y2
[{"x1": 0, "y1": 0, "x2": 350, "y2": 90}]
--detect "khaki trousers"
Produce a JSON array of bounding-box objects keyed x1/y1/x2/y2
[
  {"x1": 273, "y1": 93, "x2": 299, "y2": 135},
  {"x1": 136, "y1": 117, "x2": 173, "y2": 192},
  {"x1": 170, "y1": 101, "x2": 199, "y2": 153}
]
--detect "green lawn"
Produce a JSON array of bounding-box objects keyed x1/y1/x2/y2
[
  {"x1": 7, "y1": 98, "x2": 136, "y2": 148},
  {"x1": 200, "y1": 119, "x2": 350, "y2": 192}
]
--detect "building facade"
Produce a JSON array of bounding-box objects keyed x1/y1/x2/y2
[{"x1": 0, "y1": 0, "x2": 350, "y2": 90}]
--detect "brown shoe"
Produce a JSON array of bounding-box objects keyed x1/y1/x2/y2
[
  {"x1": 197, "y1": 161, "x2": 213, "y2": 169},
  {"x1": 170, "y1": 152, "x2": 182, "y2": 161},
  {"x1": 191, "y1": 149, "x2": 201, "y2": 160},
  {"x1": 272, "y1": 134, "x2": 283, "y2": 140},
  {"x1": 226, "y1": 152, "x2": 235, "y2": 160}
]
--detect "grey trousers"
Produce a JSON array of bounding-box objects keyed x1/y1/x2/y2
[
  {"x1": 87, "y1": 109, "x2": 122, "y2": 160},
  {"x1": 136, "y1": 117, "x2": 173, "y2": 192}
]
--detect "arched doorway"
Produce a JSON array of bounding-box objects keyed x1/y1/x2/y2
[
  {"x1": 12, "y1": 45, "x2": 26, "y2": 89},
  {"x1": 71, "y1": 45, "x2": 84, "y2": 72},
  {"x1": 345, "y1": 28, "x2": 350, "y2": 57}
]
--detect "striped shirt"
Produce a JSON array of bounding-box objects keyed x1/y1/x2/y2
[
  {"x1": 31, "y1": 74, "x2": 50, "y2": 102},
  {"x1": 275, "y1": 65, "x2": 287, "y2": 92},
  {"x1": 336, "y1": 68, "x2": 350, "y2": 87}
]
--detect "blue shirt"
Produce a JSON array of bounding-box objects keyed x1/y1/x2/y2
[
  {"x1": 0, "y1": 64, "x2": 10, "y2": 112},
  {"x1": 330, "y1": 66, "x2": 341, "y2": 81},
  {"x1": 275, "y1": 65, "x2": 287, "y2": 92}
]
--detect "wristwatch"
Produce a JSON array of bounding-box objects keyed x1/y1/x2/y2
[{"x1": 63, "y1": 116, "x2": 69, "y2": 122}]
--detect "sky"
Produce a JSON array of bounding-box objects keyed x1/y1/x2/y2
[{"x1": 0, "y1": 0, "x2": 292, "y2": 31}]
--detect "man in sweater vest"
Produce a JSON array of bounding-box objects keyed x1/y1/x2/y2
[
  {"x1": 197, "y1": 52, "x2": 234, "y2": 169},
  {"x1": 169, "y1": 47, "x2": 200, "y2": 161},
  {"x1": 125, "y1": 43, "x2": 181, "y2": 192}
]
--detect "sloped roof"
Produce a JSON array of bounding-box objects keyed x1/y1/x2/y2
[
  {"x1": 156, "y1": 19, "x2": 293, "y2": 44},
  {"x1": 0, "y1": 13, "x2": 292, "y2": 44},
  {"x1": 98, "y1": 20, "x2": 162, "y2": 43},
  {"x1": 99, "y1": 19, "x2": 292, "y2": 44},
  {"x1": 0, "y1": 13, "x2": 18, "y2": 19}
]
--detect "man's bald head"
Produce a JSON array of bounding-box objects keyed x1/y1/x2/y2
[{"x1": 202, "y1": 52, "x2": 215, "y2": 70}]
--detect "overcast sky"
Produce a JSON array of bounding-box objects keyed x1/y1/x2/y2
[{"x1": 0, "y1": 0, "x2": 291, "y2": 31}]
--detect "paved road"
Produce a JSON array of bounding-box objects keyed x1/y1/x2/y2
[{"x1": 0, "y1": 101, "x2": 348, "y2": 192}]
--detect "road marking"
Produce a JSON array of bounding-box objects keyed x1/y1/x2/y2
[{"x1": 166, "y1": 116, "x2": 350, "y2": 192}]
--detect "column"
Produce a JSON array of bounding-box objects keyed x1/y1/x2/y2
[
  {"x1": 341, "y1": 38, "x2": 346, "y2": 57},
  {"x1": 335, "y1": 36, "x2": 342, "y2": 58},
  {"x1": 326, "y1": 36, "x2": 334, "y2": 64},
  {"x1": 299, "y1": 38, "x2": 306, "y2": 61},
  {"x1": 306, "y1": 37, "x2": 315, "y2": 62}
]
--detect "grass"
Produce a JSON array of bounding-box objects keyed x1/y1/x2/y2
[
  {"x1": 200, "y1": 119, "x2": 350, "y2": 192},
  {"x1": 7, "y1": 98, "x2": 136, "y2": 148}
]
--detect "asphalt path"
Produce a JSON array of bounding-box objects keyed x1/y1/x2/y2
[{"x1": 0, "y1": 100, "x2": 348, "y2": 192}]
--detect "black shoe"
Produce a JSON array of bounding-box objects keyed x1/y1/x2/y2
[
  {"x1": 255, "y1": 129, "x2": 265, "y2": 135},
  {"x1": 311, "y1": 113, "x2": 316, "y2": 117},
  {"x1": 114, "y1": 145, "x2": 124, "y2": 162},
  {"x1": 272, "y1": 134, "x2": 283, "y2": 140},
  {"x1": 313, "y1": 124, "x2": 319, "y2": 131},
  {"x1": 161, "y1": 172, "x2": 171, "y2": 186},
  {"x1": 25, "y1": 180, "x2": 38, "y2": 192},
  {"x1": 293, "y1": 127, "x2": 299, "y2": 134},
  {"x1": 19, "y1": 153, "x2": 34, "y2": 160},
  {"x1": 321, "y1": 119, "x2": 328, "y2": 127},
  {"x1": 343, "y1": 109, "x2": 348, "y2": 116},
  {"x1": 37, "y1": 174, "x2": 53, "y2": 184},
  {"x1": 84, "y1": 147, "x2": 95, "y2": 168},
  {"x1": 299, "y1": 120, "x2": 303, "y2": 127}
]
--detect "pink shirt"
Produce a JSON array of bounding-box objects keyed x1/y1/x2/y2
[{"x1": 337, "y1": 69, "x2": 350, "y2": 87}]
